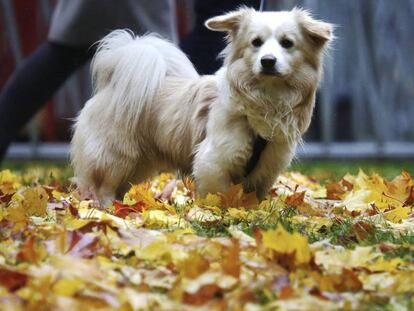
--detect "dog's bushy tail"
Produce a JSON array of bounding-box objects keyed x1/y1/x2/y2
[{"x1": 91, "y1": 30, "x2": 199, "y2": 127}]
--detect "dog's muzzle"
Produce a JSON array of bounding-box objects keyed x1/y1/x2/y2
[{"x1": 260, "y1": 54, "x2": 279, "y2": 75}]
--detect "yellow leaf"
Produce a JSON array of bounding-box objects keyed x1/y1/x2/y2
[
  {"x1": 369, "y1": 257, "x2": 406, "y2": 272},
  {"x1": 22, "y1": 187, "x2": 48, "y2": 217},
  {"x1": 384, "y1": 206, "x2": 411, "y2": 222},
  {"x1": 136, "y1": 238, "x2": 188, "y2": 266},
  {"x1": 5, "y1": 205, "x2": 27, "y2": 230},
  {"x1": 77, "y1": 207, "x2": 136, "y2": 230},
  {"x1": 196, "y1": 193, "x2": 222, "y2": 207},
  {"x1": 52, "y1": 189, "x2": 65, "y2": 201},
  {"x1": 53, "y1": 278, "x2": 83, "y2": 296},
  {"x1": 141, "y1": 210, "x2": 181, "y2": 227},
  {"x1": 0, "y1": 170, "x2": 21, "y2": 194},
  {"x1": 186, "y1": 207, "x2": 221, "y2": 225},
  {"x1": 123, "y1": 183, "x2": 158, "y2": 208},
  {"x1": 341, "y1": 189, "x2": 372, "y2": 211},
  {"x1": 227, "y1": 207, "x2": 250, "y2": 221},
  {"x1": 261, "y1": 225, "x2": 311, "y2": 264}
]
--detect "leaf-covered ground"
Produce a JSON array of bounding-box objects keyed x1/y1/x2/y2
[{"x1": 0, "y1": 164, "x2": 413, "y2": 310}]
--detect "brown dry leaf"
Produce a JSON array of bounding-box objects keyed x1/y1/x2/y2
[
  {"x1": 314, "y1": 269, "x2": 363, "y2": 292},
  {"x1": 0, "y1": 168, "x2": 413, "y2": 310},
  {"x1": 221, "y1": 239, "x2": 241, "y2": 278},
  {"x1": 326, "y1": 182, "x2": 346, "y2": 200},
  {"x1": 220, "y1": 184, "x2": 258, "y2": 209},
  {"x1": 179, "y1": 251, "x2": 210, "y2": 279},
  {"x1": 403, "y1": 185, "x2": 414, "y2": 207},
  {"x1": 16, "y1": 235, "x2": 46, "y2": 264},
  {"x1": 285, "y1": 191, "x2": 305, "y2": 207}
]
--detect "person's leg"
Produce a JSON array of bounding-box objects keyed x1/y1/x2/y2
[{"x1": 0, "y1": 41, "x2": 94, "y2": 161}]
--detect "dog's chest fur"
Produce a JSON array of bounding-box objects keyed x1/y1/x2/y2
[{"x1": 230, "y1": 81, "x2": 302, "y2": 143}]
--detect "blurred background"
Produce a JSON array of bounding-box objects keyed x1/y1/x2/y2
[{"x1": 1, "y1": 0, "x2": 414, "y2": 163}]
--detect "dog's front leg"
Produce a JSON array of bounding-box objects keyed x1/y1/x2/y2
[
  {"x1": 243, "y1": 140, "x2": 296, "y2": 200},
  {"x1": 294, "y1": 92, "x2": 316, "y2": 134},
  {"x1": 193, "y1": 140, "x2": 233, "y2": 197},
  {"x1": 243, "y1": 177, "x2": 275, "y2": 201}
]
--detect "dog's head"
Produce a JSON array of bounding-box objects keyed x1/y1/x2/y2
[{"x1": 205, "y1": 7, "x2": 333, "y2": 80}]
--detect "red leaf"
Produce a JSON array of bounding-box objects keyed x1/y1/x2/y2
[
  {"x1": 63, "y1": 201, "x2": 79, "y2": 217},
  {"x1": 0, "y1": 192, "x2": 13, "y2": 203},
  {"x1": 65, "y1": 230, "x2": 101, "y2": 259},
  {"x1": 113, "y1": 200, "x2": 144, "y2": 218},
  {"x1": 0, "y1": 268, "x2": 28, "y2": 292}
]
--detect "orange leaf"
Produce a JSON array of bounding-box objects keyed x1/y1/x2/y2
[
  {"x1": 179, "y1": 251, "x2": 210, "y2": 279},
  {"x1": 315, "y1": 269, "x2": 362, "y2": 292},
  {"x1": 183, "y1": 284, "x2": 222, "y2": 305},
  {"x1": 16, "y1": 235, "x2": 45, "y2": 264},
  {"x1": 326, "y1": 182, "x2": 346, "y2": 200},
  {"x1": 113, "y1": 200, "x2": 144, "y2": 218},
  {"x1": 220, "y1": 184, "x2": 258, "y2": 209},
  {"x1": 285, "y1": 191, "x2": 305, "y2": 207},
  {"x1": 222, "y1": 239, "x2": 240, "y2": 278},
  {"x1": 341, "y1": 178, "x2": 354, "y2": 191}
]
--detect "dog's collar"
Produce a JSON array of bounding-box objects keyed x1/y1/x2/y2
[{"x1": 244, "y1": 135, "x2": 268, "y2": 176}]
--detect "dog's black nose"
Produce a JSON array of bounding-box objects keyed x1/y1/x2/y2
[{"x1": 260, "y1": 55, "x2": 277, "y2": 69}]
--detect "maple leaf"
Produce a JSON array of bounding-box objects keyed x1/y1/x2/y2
[
  {"x1": 113, "y1": 200, "x2": 144, "y2": 218},
  {"x1": 0, "y1": 167, "x2": 413, "y2": 309},
  {"x1": 219, "y1": 184, "x2": 258, "y2": 209},
  {"x1": 0, "y1": 170, "x2": 21, "y2": 195},
  {"x1": 285, "y1": 191, "x2": 306, "y2": 206},
  {"x1": 259, "y1": 225, "x2": 312, "y2": 267},
  {"x1": 326, "y1": 182, "x2": 346, "y2": 200},
  {"x1": 22, "y1": 187, "x2": 49, "y2": 217},
  {"x1": 123, "y1": 183, "x2": 157, "y2": 207}
]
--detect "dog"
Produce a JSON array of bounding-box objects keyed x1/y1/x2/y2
[{"x1": 71, "y1": 7, "x2": 333, "y2": 204}]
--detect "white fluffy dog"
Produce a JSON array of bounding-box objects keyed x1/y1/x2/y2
[{"x1": 71, "y1": 7, "x2": 333, "y2": 203}]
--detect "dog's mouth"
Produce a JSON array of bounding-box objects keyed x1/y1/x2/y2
[{"x1": 260, "y1": 69, "x2": 283, "y2": 77}]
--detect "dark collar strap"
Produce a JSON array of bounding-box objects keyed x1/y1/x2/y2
[{"x1": 244, "y1": 135, "x2": 268, "y2": 176}]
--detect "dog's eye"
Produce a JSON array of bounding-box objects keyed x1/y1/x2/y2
[
  {"x1": 280, "y1": 38, "x2": 294, "y2": 49},
  {"x1": 251, "y1": 38, "x2": 263, "y2": 47}
]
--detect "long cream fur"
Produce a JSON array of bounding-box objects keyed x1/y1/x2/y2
[{"x1": 71, "y1": 8, "x2": 333, "y2": 203}]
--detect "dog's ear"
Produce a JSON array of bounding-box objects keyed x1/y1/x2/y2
[
  {"x1": 293, "y1": 7, "x2": 334, "y2": 46},
  {"x1": 205, "y1": 8, "x2": 251, "y2": 32}
]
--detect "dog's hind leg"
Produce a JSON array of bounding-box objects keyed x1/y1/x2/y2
[{"x1": 114, "y1": 161, "x2": 159, "y2": 199}]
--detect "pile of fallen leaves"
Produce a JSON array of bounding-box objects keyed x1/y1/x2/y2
[{"x1": 0, "y1": 167, "x2": 413, "y2": 310}]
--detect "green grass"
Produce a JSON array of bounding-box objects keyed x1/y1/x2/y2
[
  {"x1": 291, "y1": 159, "x2": 414, "y2": 182},
  {"x1": 3, "y1": 159, "x2": 414, "y2": 182},
  {"x1": 1, "y1": 160, "x2": 70, "y2": 172}
]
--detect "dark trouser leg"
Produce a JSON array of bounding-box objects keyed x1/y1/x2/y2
[{"x1": 0, "y1": 41, "x2": 94, "y2": 161}]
